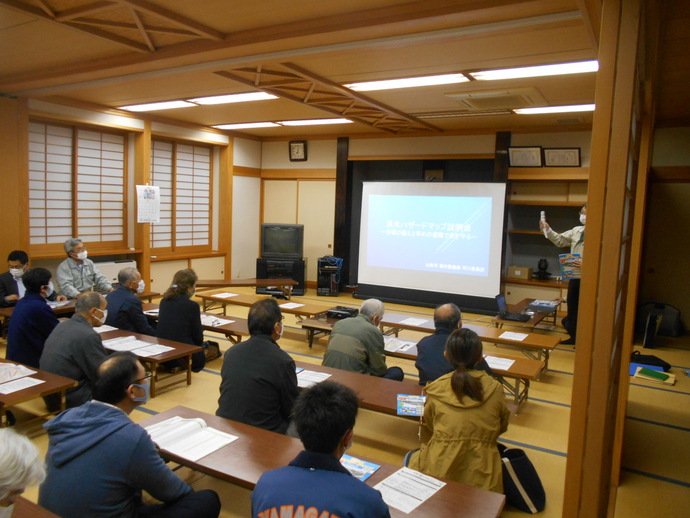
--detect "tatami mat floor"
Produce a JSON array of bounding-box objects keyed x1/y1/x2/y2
[{"x1": 4, "y1": 287, "x2": 690, "y2": 516}]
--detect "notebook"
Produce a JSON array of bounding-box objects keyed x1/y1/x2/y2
[{"x1": 496, "y1": 294, "x2": 530, "y2": 322}]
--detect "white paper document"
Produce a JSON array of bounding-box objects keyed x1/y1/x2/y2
[
  {"x1": 47, "y1": 300, "x2": 71, "y2": 308},
  {"x1": 499, "y1": 331, "x2": 528, "y2": 342},
  {"x1": 279, "y1": 302, "x2": 304, "y2": 309},
  {"x1": 0, "y1": 363, "x2": 36, "y2": 384},
  {"x1": 383, "y1": 336, "x2": 417, "y2": 353},
  {"x1": 212, "y1": 292, "x2": 239, "y2": 299},
  {"x1": 145, "y1": 416, "x2": 238, "y2": 462},
  {"x1": 0, "y1": 376, "x2": 46, "y2": 394},
  {"x1": 94, "y1": 325, "x2": 119, "y2": 334},
  {"x1": 136, "y1": 185, "x2": 160, "y2": 223},
  {"x1": 297, "y1": 370, "x2": 331, "y2": 388},
  {"x1": 144, "y1": 309, "x2": 159, "y2": 316},
  {"x1": 374, "y1": 467, "x2": 446, "y2": 514},
  {"x1": 484, "y1": 355, "x2": 515, "y2": 370},
  {"x1": 200, "y1": 315, "x2": 234, "y2": 327},
  {"x1": 102, "y1": 336, "x2": 173, "y2": 356},
  {"x1": 398, "y1": 317, "x2": 429, "y2": 327}
]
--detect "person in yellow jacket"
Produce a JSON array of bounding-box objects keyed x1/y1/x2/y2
[{"x1": 408, "y1": 328, "x2": 510, "y2": 493}]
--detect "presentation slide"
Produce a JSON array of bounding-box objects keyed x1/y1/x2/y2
[{"x1": 358, "y1": 182, "x2": 506, "y2": 299}]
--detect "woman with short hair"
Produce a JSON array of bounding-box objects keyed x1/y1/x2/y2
[{"x1": 0, "y1": 428, "x2": 45, "y2": 512}]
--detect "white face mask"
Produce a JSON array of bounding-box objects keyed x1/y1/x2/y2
[
  {"x1": 43, "y1": 282, "x2": 54, "y2": 298},
  {"x1": 579, "y1": 214, "x2": 586, "y2": 225},
  {"x1": 276, "y1": 321, "x2": 284, "y2": 340},
  {"x1": 94, "y1": 308, "x2": 108, "y2": 325},
  {"x1": 9, "y1": 267, "x2": 25, "y2": 279},
  {"x1": 0, "y1": 503, "x2": 14, "y2": 518},
  {"x1": 136, "y1": 279, "x2": 145, "y2": 294},
  {"x1": 76, "y1": 250, "x2": 88, "y2": 260}
]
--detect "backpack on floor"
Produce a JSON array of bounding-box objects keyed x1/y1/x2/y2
[{"x1": 498, "y1": 443, "x2": 546, "y2": 513}]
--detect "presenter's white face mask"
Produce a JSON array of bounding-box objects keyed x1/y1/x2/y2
[
  {"x1": 136, "y1": 279, "x2": 145, "y2": 294},
  {"x1": 76, "y1": 250, "x2": 88, "y2": 260},
  {"x1": 579, "y1": 214, "x2": 586, "y2": 225}
]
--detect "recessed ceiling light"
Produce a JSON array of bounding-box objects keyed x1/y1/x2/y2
[
  {"x1": 190, "y1": 92, "x2": 278, "y2": 105},
  {"x1": 213, "y1": 122, "x2": 280, "y2": 130},
  {"x1": 470, "y1": 60, "x2": 599, "y2": 81},
  {"x1": 119, "y1": 100, "x2": 195, "y2": 112},
  {"x1": 279, "y1": 118, "x2": 352, "y2": 126},
  {"x1": 345, "y1": 73, "x2": 468, "y2": 92},
  {"x1": 514, "y1": 104, "x2": 595, "y2": 114}
]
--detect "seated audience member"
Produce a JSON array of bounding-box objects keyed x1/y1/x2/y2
[
  {"x1": 39, "y1": 352, "x2": 221, "y2": 518},
  {"x1": 0, "y1": 250, "x2": 65, "y2": 307},
  {"x1": 40, "y1": 292, "x2": 110, "y2": 410},
  {"x1": 408, "y1": 328, "x2": 510, "y2": 493},
  {"x1": 322, "y1": 299, "x2": 404, "y2": 381},
  {"x1": 6, "y1": 268, "x2": 60, "y2": 368},
  {"x1": 415, "y1": 303, "x2": 494, "y2": 385},
  {"x1": 252, "y1": 381, "x2": 390, "y2": 518},
  {"x1": 56, "y1": 238, "x2": 113, "y2": 299},
  {"x1": 0, "y1": 428, "x2": 46, "y2": 513},
  {"x1": 105, "y1": 267, "x2": 156, "y2": 335},
  {"x1": 217, "y1": 298, "x2": 298, "y2": 434},
  {"x1": 156, "y1": 269, "x2": 210, "y2": 372}
]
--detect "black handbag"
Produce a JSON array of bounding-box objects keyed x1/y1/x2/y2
[
  {"x1": 630, "y1": 350, "x2": 671, "y2": 372},
  {"x1": 498, "y1": 443, "x2": 546, "y2": 513}
]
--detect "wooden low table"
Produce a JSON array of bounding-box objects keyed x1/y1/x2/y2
[
  {"x1": 379, "y1": 313, "x2": 560, "y2": 369},
  {"x1": 491, "y1": 298, "x2": 561, "y2": 330},
  {"x1": 99, "y1": 329, "x2": 199, "y2": 397},
  {"x1": 140, "y1": 406, "x2": 505, "y2": 518},
  {"x1": 0, "y1": 359, "x2": 77, "y2": 428},
  {"x1": 383, "y1": 339, "x2": 544, "y2": 414},
  {"x1": 142, "y1": 303, "x2": 249, "y2": 344},
  {"x1": 196, "y1": 278, "x2": 297, "y2": 298},
  {"x1": 13, "y1": 497, "x2": 59, "y2": 518},
  {"x1": 197, "y1": 292, "x2": 329, "y2": 321}
]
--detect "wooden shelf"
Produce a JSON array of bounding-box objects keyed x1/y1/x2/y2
[
  {"x1": 502, "y1": 276, "x2": 569, "y2": 288},
  {"x1": 30, "y1": 248, "x2": 142, "y2": 260},
  {"x1": 508, "y1": 200, "x2": 584, "y2": 206},
  {"x1": 508, "y1": 229, "x2": 544, "y2": 235},
  {"x1": 150, "y1": 251, "x2": 226, "y2": 262},
  {"x1": 508, "y1": 166, "x2": 589, "y2": 180}
]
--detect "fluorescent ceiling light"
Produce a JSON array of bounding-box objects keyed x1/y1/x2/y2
[
  {"x1": 190, "y1": 92, "x2": 278, "y2": 105},
  {"x1": 470, "y1": 60, "x2": 598, "y2": 81},
  {"x1": 279, "y1": 118, "x2": 352, "y2": 126},
  {"x1": 213, "y1": 122, "x2": 280, "y2": 130},
  {"x1": 345, "y1": 73, "x2": 468, "y2": 92},
  {"x1": 120, "y1": 100, "x2": 195, "y2": 112},
  {"x1": 515, "y1": 104, "x2": 595, "y2": 114}
]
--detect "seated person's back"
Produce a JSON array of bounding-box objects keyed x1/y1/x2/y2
[
  {"x1": 104, "y1": 267, "x2": 156, "y2": 335},
  {"x1": 217, "y1": 298, "x2": 298, "y2": 434},
  {"x1": 40, "y1": 292, "x2": 110, "y2": 409},
  {"x1": 252, "y1": 381, "x2": 390, "y2": 518},
  {"x1": 408, "y1": 328, "x2": 509, "y2": 493},
  {"x1": 323, "y1": 299, "x2": 403, "y2": 381}
]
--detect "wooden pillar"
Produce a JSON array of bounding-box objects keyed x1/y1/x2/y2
[
  {"x1": 0, "y1": 98, "x2": 29, "y2": 260},
  {"x1": 563, "y1": 0, "x2": 656, "y2": 516},
  {"x1": 219, "y1": 140, "x2": 234, "y2": 277},
  {"x1": 133, "y1": 121, "x2": 152, "y2": 285},
  {"x1": 333, "y1": 136, "x2": 351, "y2": 287}
]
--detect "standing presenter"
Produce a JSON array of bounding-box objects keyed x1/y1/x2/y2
[{"x1": 539, "y1": 204, "x2": 586, "y2": 345}]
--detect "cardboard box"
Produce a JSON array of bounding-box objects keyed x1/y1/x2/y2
[{"x1": 507, "y1": 266, "x2": 533, "y2": 279}]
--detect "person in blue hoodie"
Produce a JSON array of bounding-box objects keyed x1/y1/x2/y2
[
  {"x1": 6, "y1": 267, "x2": 60, "y2": 368},
  {"x1": 251, "y1": 381, "x2": 390, "y2": 518},
  {"x1": 38, "y1": 352, "x2": 221, "y2": 518}
]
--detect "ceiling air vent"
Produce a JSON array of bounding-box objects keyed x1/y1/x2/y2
[{"x1": 445, "y1": 87, "x2": 546, "y2": 111}]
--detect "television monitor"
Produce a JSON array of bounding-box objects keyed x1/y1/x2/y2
[{"x1": 261, "y1": 224, "x2": 304, "y2": 259}]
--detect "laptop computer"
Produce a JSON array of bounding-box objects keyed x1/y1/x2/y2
[{"x1": 495, "y1": 294, "x2": 531, "y2": 322}]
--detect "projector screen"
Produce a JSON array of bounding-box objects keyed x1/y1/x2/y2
[{"x1": 357, "y1": 182, "x2": 506, "y2": 300}]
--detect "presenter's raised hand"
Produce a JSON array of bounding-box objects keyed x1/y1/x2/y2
[{"x1": 539, "y1": 220, "x2": 551, "y2": 232}]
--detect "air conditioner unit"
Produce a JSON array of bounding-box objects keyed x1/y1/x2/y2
[
  {"x1": 445, "y1": 87, "x2": 547, "y2": 111},
  {"x1": 94, "y1": 260, "x2": 137, "y2": 286}
]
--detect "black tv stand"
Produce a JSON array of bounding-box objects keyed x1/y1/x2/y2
[{"x1": 256, "y1": 258, "x2": 306, "y2": 296}]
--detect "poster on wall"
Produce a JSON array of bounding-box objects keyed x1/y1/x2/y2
[{"x1": 136, "y1": 185, "x2": 160, "y2": 223}]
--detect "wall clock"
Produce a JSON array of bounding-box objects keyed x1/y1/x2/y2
[{"x1": 289, "y1": 140, "x2": 307, "y2": 161}]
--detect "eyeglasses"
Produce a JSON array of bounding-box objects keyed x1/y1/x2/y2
[{"x1": 134, "y1": 372, "x2": 153, "y2": 384}]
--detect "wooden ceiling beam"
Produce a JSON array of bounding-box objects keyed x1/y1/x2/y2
[
  {"x1": 74, "y1": 17, "x2": 197, "y2": 36},
  {"x1": 33, "y1": 0, "x2": 55, "y2": 17},
  {"x1": 576, "y1": 0, "x2": 602, "y2": 53},
  {"x1": 54, "y1": 1, "x2": 117, "y2": 22},
  {"x1": 129, "y1": 6, "x2": 155, "y2": 52},
  {"x1": 115, "y1": 0, "x2": 224, "y2": 41},
  {"x1": 65, "y1": 21, "x2": 150, "y2": 52}
]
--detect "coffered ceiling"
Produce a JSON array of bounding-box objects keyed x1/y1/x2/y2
[{"x1": 0, "y1": 0, "x2": 686, "y2": 139}]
